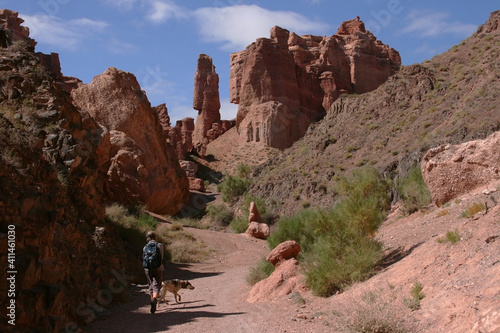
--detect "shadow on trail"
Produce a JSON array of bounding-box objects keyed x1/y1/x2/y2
[
  {"x1": 164, "y1": 262, "x2": 222, "y2": 281},
  {"x1": 89, "y1": 303, "x2": 245, "y2": 333}
]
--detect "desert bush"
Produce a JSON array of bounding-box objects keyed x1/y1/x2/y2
[
  {"x1": 217, "y1": 174, "x2": 251, "y2": 202},
  {"x1": 459, "y1": 202, "x2": 485, "y2": 218},
  {"x1": 267, "y1": 166, "x2": 391, "y2": 296},
  {"x1": 237, "y1": 163, "x2": 252, "y2": 178},
  {"x1": 230, "y1": 216, "x2": 248, "y2": 233},
  {"x1": 206, "y1": 204, "x2": 234, "y2": 226},
  {"x1": 397, "y1": 166, "x2": 432, "y2": 215},
  {"x1": 404, "y1": 281, "x2": 425, "y2": 311},
  {"x1": 333, "y1": 289, "x2": 414, "y2": 333},
  {"x1": 437, "y1": 229, "x2": 461, "y2": 245},
  {"x1": 246, "y1": 257, "x2": 274, "y2": 285}
]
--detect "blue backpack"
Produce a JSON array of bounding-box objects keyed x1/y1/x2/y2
[{"x1": 142, "y1": 241, "x2": 162, "y2": 269}]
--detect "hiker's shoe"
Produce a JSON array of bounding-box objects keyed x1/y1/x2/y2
[{"x1": 150, "y1": 298, "x2": 157, "y2": 314}]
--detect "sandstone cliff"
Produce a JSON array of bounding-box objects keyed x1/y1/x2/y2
[
  {"x1": 230, "y1": 17, "x2": 401, "y2": 149},
  {"x1": 0, "y1": 21, "x2": 130, "y2": 332},
  {"x1": 72, "y1": 67, "x2": 189, "y2": 215}
]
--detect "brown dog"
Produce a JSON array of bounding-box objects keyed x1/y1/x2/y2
[{"x1": 158, "y1": 279, "x2": 195, "y2": 305}]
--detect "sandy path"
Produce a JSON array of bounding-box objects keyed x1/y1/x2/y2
[{"x1": 86, "y1": 228, "x2": 292, "y2": 333}]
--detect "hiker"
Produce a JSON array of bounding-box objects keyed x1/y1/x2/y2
[{"x1": 142, "y1": 230, "x2": 164, "y2": 314}]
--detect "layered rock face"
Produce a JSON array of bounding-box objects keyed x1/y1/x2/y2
[
  {"x1": 192, "y1": 54, "x2": 234, "y2": 156},
  {"x1": 422, "y1": 131, "x2": 500, "y2": 206},
  {"x1": 0, "y1": 34, "x2": 130, "y2": 333},
  {"x1": 152, "y1": 103, "x2": 195, "y2": 160},
  {"x1": 0, "y1": 9, "x2": 35, "y2": 48},
  {"x1": 72, "y1": 67, "x2": 189, "y2": 215},
  {"x1": 230, "y1": 17, "x2": 401, "y2": 149},
  {"x1": 0, "y1": 9, "x2": 81, "y2": 92}
]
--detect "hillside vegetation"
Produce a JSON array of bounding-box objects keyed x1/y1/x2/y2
[{"x1": 236, "y1": 14, "x2": 500, "y2": 215}]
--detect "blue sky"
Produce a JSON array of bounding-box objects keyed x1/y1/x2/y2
[{"x1": 5, "y1": 0, "x2": 498, "y2": 122}]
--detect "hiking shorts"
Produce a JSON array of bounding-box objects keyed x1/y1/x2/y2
[{"x1": 145, "y1": 268, "x2": 163, "y2": 296}]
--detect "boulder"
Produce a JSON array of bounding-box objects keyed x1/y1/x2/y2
[
  {"x1": 230, "y1": 18, "x2": 400, "y2": 149},
  {"x1": 247, "y1": 258, "x2": 307, "y2": 303},
  {"x1": 245, "y1": 221, "x2": 270, "y2": 240},
  {"x1": 188, "y1": 177, "x2": 205, "y2": 192},
  {"x1": 179, "y1": 160, "x2": 198, "y2": 178},
  {"x1": 72, "y1": 67, "x2": 189, "y2": 215},
  {"x1": 266, "y1": 240, "x2": 301, "y2": 267},
  {"x1": 421, "y1": 131, "x2": 500, "y2": 206},
  {"x1": 245, "y1": 202, "x2": 269, "y2": 239}
]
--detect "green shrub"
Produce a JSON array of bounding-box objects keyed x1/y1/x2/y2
[
  {"x1": 230, "y1": 216, "x2": 248, "y2": 233},
  {"x1": 437, "y1": 229, "x2": 461, "y2": 245},
  {"x1": 217, "y1": 175, "x2": 251, "y2": 202},
  {"x1": 404, "y1": 281, "x2": 425, "y2": 310},
  {"x1": 237, "y1": 163, "x2": 252, "y2": 178},
  {"x1": 397, "y1": 166, "x2": 432, "y2": 215},
  {"x1": 267, "y1": 166, "x2": 391, "y2": 296},
  {"x1": 206, "y1": 204, "x2": 234, "y2": 225},
  {"x1": 246, "y1": 257, "x2": 275, "y2": 285}
]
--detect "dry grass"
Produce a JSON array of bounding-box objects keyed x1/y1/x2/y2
[{"x1": 331, "y1": 287, "x2": 416, "y2": 333}]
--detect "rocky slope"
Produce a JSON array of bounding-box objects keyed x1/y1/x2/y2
[
  {"x1": 0, "y1": 10, "x2": 186, "y2": 332},
  {"x1": 242, "y1": 10, "x2": 500, "y2": 215},
  {"x1": 0, "y1": 29, "x2": 131, "y2": 333}
]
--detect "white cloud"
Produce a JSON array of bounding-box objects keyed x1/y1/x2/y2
[
  {"x1": 193, "y1": 5, "x2": 329, "y2": 51},
  {"x1": 401, "y1": 10, "x2": 477, "y2": 38},
  {"x1": 21, "y1": 14, "x2": 108, "y2": 50},
  {"x1": 146, "y1": 0, "x2": 188, "y2": 23}
]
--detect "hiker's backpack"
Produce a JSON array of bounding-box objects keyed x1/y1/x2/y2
[{"x1": 142, "y1": 241, "x2": 162, "y2": 270}]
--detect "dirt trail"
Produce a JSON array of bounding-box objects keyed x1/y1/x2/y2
[{"x1": 86, "y1": 227, "x2": 323, "y2": 333}]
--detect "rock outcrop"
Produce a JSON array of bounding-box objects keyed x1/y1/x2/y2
[
  {"x1": 0, "y1": 23, "x2": 130, "y2": 332},
  {"x1": 152, "y1": 103, "x2": 195, "y2": 160},
  {"x1": 248, "y1": 240, "x2": 306, "y2": 302},
  {"x1": 230, "y1": 17, "x2": 401, "y2": 149},
  {"x1": 0, "y1": 9, "x2": 81, "y2": 92},
  {"x1": 192, "y1": 54, "x2": 234, "y2": 156},
  {"x1": 422, "y1": 131, "x2": 500, "y2": 206},
  {"x1": 266, "y1": 240, "x2": 301, "y2": 266},
  {"x1": 193, "y1": 54, "x2": 221, "y2": 154},
  {"x1": 0, "y1": 9, "x2": 35, "y2": 48},
  {"x1": 72, "y1": 67, "x2": 189, "y2": 215},
  {"x1": 245, "y1": 202, "x2": 270, "y2": 239}
]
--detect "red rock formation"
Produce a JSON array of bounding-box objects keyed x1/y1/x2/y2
[
  {"x1": 230, "y1": 18, "x2": 401, "y2": 149},
  {"x1": 266, "y1": 240, "x2": 301, "y2": 266},
  {"x1": 36, "y1": 52, "x2": 83, "y2": 92},
  {"x1": 72, "y1": 67, "x2": 189, "y2": 215},
  {"x1": 0, "y1": 34, "x2": 132, "y2": 332},
  {"x1": 245, "y1": 202, "x2": 270, "y2": 239},
  {"x1": 152, "y1": 104, "x2": 194, "y2": 160},
  {"x1": 421, "y1": 131, "x2": 500, "y2": 206},
  {"x1": 193, "y1": 54, "x2": 220, "y2": 152},
  {"x1": 248, "y1": 240, "x2": 306, "y2": 302},
  {"x1": 0, "y1": 9, "x2": 35, "y2": 48}
]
